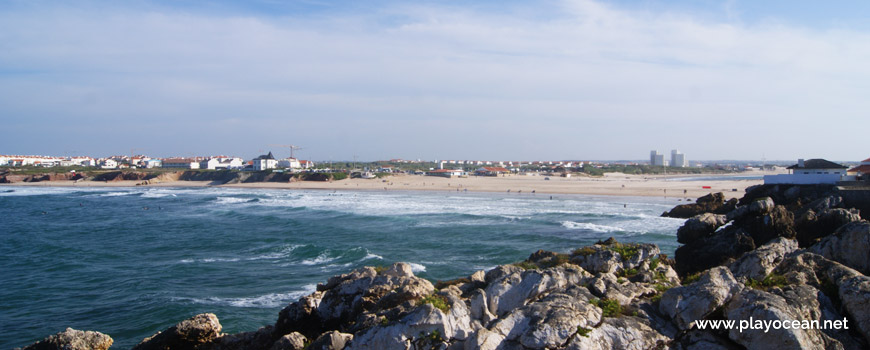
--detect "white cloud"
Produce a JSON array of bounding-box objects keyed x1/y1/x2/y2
[{"x1": 0, "y1": 0, "x2": 868, "y2": 160}]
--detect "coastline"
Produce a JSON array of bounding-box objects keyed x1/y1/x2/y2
[{"x1": 0, "y1": 171, "x2": 776, "y2": 199}]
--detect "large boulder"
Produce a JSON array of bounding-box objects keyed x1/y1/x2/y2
[
  {"x1": 564, "y1": 317, "x2": 670, "y2": 350},
  {"x1": 796, "y1": 208, "x2": 863, "y2": 247},
  {"x1": 677, "y1": 213, "x2": 727, "y2": 244},
  {"x1": 274, "y1": 263, "x2": 435, "y2": 339},
  {"x1": 132, "y1": 313, "x2": 222, "y2": 350},
  {"x1": 739, "y1": 205, "x2": 795, "y2": 246},
  {"x1": 484, "y1": 266, "x2": 589, "y2": 317},
  {"x1": 809, "y1": 221, "x2": 870, "y2": 274},
  {"x1": 659, "y1": 267, "x2": 743, "y2": 331},
  {"x1": 674, "y1": 227, "x2": 756, "y2": 277},
  {"x1": 487, "y1": 285, "x2": 601, "y2": 349},
  {"x1": 725, "y1": 289, "x2": 836, "y2": 350},
  {"x1": 309, "y1": 331, "x2": 353, "y2": 350},
  {"x1": 663, "y1": 192, "x2": 732, "y2": 218},
  {"x1": 19, "y1": 328, "x2": 113, "y2": 350},
  {"x1": 729, "y1": 237, "x2": 798, "y2": 281}
]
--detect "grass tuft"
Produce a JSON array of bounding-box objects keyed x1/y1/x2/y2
[{"x1": 421, "y1": 294, "x2": 451, "y2": 312}]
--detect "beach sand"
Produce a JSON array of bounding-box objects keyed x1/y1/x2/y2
[{"x1": 3, "y1": 170, "x2": 780, "y2": 199}]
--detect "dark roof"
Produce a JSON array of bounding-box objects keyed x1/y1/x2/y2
[
  {"x1": 256, "y1": 151, "x2": 275, "y2": 160},
  {"x1": 786, "y1": 159, "x2": 847, "y2": 170}
]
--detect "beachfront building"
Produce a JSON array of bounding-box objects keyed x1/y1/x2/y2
[
  {"x1": 216, "y1": 157, "x2": 244, "y2": 170},
  {"x1": 144, "y1": 159, "x2": 162, "y2": 168},
  {"x1": 253, "y1": 152, "x2": 278, "y2": 171},
  {"x1": 277, "y1": 157, "x2": 301, "y2": 170},
  {"x1": 299, "y1": 160, "x2": 314, "y2": 169},
  {"x1": 650, "y1": 151, "x2": 665, "y2": 166},
  {"x1": 671, "y1": 150, "x2": 688, "y2": 167},
  {"x1": 426, "y1": 169, "x2": 466, "y2": 178},
  {"x1": 475, "y1": 167, "x2": 511, "y2": 176},
  {"x1": 763, "y1": 159, "x2": 848, "y2": 185},
  {"x1": 162, "y1": 158, "x2": 200, "y2": 169},
  {"x1": 847, "y1": 158, "x2": 870, "y2": 180},
  {"x1": 100, "y1": 159, "x2": 118, "y2": 169},
  {"x1": 200, "y1": 158, "x2": 221, "y2": 170}
]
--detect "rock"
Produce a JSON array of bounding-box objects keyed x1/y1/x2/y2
[
  {"x1": 808, "y1": 221, "x2": 870, "y2": 275},
  {"x1": 771, "y1": 285, "x2": 866, "y2": 350},
  {"x1": 839, "y1": 275, "x2": 870, "y2": 345},
  {"x1": 663, "y1": 192, "x2": 728, "y2": 218},
  {"x1": 484, "y1": 265, "x2": 524, "y2": 285},
  {"x1": 275, "y1": 264, "x2": 434, "y2": 339},
  {"x1": 672, "y1": 330, "x2": 743, "y2": 350},
  {"x1": 571, "y1": 241, "x2": 658, "y2": 274},
  {"x1": 132, "y1": 313, "x2": 222, "y2": 350},
  {"x1": 725, "y1": 289, "x2": 837, "y2": 350},
  {"x1": 774, "y1": 252, "x2": 870, "y2": 345},
  {"x1": 484, "y1": 266, "x2": 589, "y2": 317},
  {"x1": 677, "y1": 213, "x2": 728, "y2": 244},
  {"x1": 748, "y1": 197, "x2": 775, "y2": 215},
  {"x1": 269, "y1": 332, "x2": 307, "y2": 350},
  {"x1": 796, "y1": 209, "x2": 863, "y2": 247},
  {"x1": 212, "y1": 326, "x2": 275, "y2": 350},
  {"x1": 348, "y1": 299, "x2": 471, "y2": 350},
  {"x1": 20, "y1": 328, "x2": 113, "y2": 350},
  {"x1": 382, "y1": 262, "x2": 414, "y2": 278},
  {"x1": 488, "y1": 285, "x2": 601, "y2": 349},
  {"x1": 565, "y1": 317, "x2": 670, "y2": 350},
  {"x1": 740, "y1": 205, "x2": 796, "y2": 246},
  {"x1": 659, "y1": 267, "x2": 743, "y2": 331},
  {"x1": 309, "y1": 331, "x2": 353, "y2": 350},
  {"x1": 674, "y1": 227, "x2": 756, "y2": 277},
  {"x1": 729, "y1": 237, "x2": 798, "y2": 281}
]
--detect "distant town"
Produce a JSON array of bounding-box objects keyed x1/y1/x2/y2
[{"x1": 0, "y1": 149, "x2": 867, "y2": 183}]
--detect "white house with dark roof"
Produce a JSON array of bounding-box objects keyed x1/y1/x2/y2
[
  {"x1": 252, "y1": 152, "x2": 278, "y2": 171},
  {"x1": 763, "y1": 158, "x2": 849, "y2": 185}
]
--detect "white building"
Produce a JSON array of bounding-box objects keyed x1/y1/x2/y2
[
  {"x1": 100, "y1": 159, "x2": 118, "y2": 169},
  {"x1": 216, "y1": 157, "x2": 244, "y2": 169},
  {"x1": 252, "y1": 152, "x2": 278, "y2": 171},
  {"x1": 144, "y1": 159, "x2": 162, "y2": 168},
  {"x1": 764, "y1": 159, "x2": 849, "y2": 185},
  {"x1": 277, "y1": 157, "x2": 301, "y2": 169},
  {"x1": 200, "y1": 158, "x2": 221, "y2": 170},
  {"x1": 650, "y1": 150, "x2": 665, "y2": 166},
  {"x1": 162, "y1": 158, "x2": 200, "y2": 169},
  {"x1": 671, "y1": 150, "x2": 688, "y2": 167}
]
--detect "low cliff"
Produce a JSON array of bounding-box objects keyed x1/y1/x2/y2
[{"x1": 18, "y1": 186, "x2": 870, "y2": 350}]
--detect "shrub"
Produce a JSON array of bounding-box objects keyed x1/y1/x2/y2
[
  {"x1": 331, "y1": 172, "x2": 348, "y2": 180},
  {"x1": 591, "y1": 298, "x2": 622, "y2": 317},
  {"x1": 538, "y1": 254, "x2": 571, "y2": 268},
  {"x1": 421, "y1": 294, "x2": 451, "y2": 312},
  {"x1": 513, "y1": 261, "x2": 539, "y2": 270},
  {"x1": 649, "y1": 256, "x2": 661, "y2": 270},
  {"x1": 617, "y1": 268, "x2": 638, "y2": 278},
  {"x1": 682, "y1": 272, "x2": 702, "y2": 285},
  {"x1": 608, "y1": 243, "x2": 639, "y2": 259},
  {"x1": 745, "y1": 273, "x2": 789, "y2": 290},
  {"x1": 572, "y1": 246, "x2": 596, "y2": 257},
  {"x1": 576, "y1": 326, "x2": 592, "y2": 338}
]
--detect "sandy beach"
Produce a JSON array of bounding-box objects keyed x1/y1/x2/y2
[{"x1": 2, "y1": 170, "x2": 782, "y2": 199}]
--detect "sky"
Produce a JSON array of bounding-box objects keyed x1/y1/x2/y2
[{"x1": 1, "y1": 0, "x2": 869, "y2": 161}]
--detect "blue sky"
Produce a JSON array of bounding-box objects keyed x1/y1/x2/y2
[{"x1": 1, "y1": 0, "x2": 869, "y2": 161}]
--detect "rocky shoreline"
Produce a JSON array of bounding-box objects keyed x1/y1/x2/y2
[{"x1": 18, "y1": 184, "x2": 870, "y2": 350}]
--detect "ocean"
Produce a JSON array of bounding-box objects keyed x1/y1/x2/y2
[{"x1": 0, "y1": 186, "x2": 685, "y2": 349}]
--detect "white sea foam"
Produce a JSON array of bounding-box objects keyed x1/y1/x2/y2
[
  {"x1": 409, "y1": 263, "x2": 426, "y2": 273},
  {"x1": 300, "y1": 252, "x2": 337, "y2": 265},
  {"x1": 248, "y1": 244, "x2": 301, "y2": 261},
  {"x1": 364, "y1": 253, "x2": 384, "y2": 260},
  {"x1": 215, "y1": 196, "x2": 250, "y2": 204},
  {"x1": 561, "y1": 221, "x2": 621, "y2": 233},
  {"x1": 99, "y1": 191, "x2": 136, "y2": 197},
  {"x1": 179, "y1": 284, "x2": 317, "y2": 308}
]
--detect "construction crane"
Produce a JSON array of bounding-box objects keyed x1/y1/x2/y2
[{"x1": 269, "y1": 144, "x2": 304, "y2": 159}]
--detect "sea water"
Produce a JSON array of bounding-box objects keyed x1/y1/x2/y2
[{"x1": 0, "y1": 186, "x2": 685, "y2": 348}]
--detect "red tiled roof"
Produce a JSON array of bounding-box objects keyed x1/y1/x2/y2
[
  {"x1": 849, "y1": 164, "x2": 870, "y2": 174},
  {"x1": 480, "y1": 167, "x2": 510, "y2": 172}
]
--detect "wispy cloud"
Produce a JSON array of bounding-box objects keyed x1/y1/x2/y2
[{"x1": 1, "y1": 0, "x2": 868, "y2": 160}]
